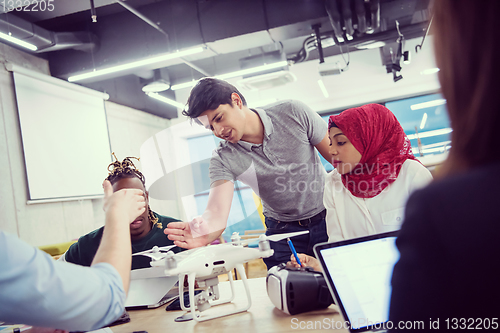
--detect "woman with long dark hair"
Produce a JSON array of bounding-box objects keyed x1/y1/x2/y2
[{"x1": 389, "y1": 0, "x2": 500, "y2": 326}]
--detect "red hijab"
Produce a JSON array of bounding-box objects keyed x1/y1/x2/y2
[{"x1": 328, "y1": 103, "x2": 416, "y2": 198}]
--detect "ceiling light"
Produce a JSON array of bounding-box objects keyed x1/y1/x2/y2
[
  {"x1": 418, "y1": 140, "x2": 451, "y2": 149},
  {"x1": 419, "y1": 112, "x2": 427, "y2": 129},
  {"x1": 146, "y1": 92, "x2": 185, "y2": 109},
  {"x1": 68, "y1": 47, "x2": 204, "y2": 82},
  {"x1": 407, "y1": 128, "x2": 452, "y2": 140},
  {"x1": 410, "y1": 99, "x2": 446, "y2": 110},
  {"x1": 317, "y1": 79, "x2": 329, "y2": 98},
  {"x1": 171, "y1": 80, "x2": 198, "y2": 91},
  {"x1": 0, "y1": 32, "x2": 38, "y2": 51},
  {"x1": 217, "y1": 61, "x2": 288, "y2": 80},
  {"x1": 238, "y1": 71, "x2": 296, "y2": 90},
  {"x1": 142, "y1": 79, "x2": 170, "y2": 92},
  {"x1": 411, "y1": 141, "x2": 451, "y2": 155},
  {"x1": 420, "y1": 68, "x2": 440, "y2": 75},
  {"x1": 412, "y1": 146, "x2": 450, "y2": 155},
  {"x1": 171, "y1": 60, "x2": 288, "y2": 91},
  {"x1": 141, "y1": 68, "x2": 170, "y2": 92}
]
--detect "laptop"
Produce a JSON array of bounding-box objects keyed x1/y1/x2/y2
[
  {"x1": 124, "y1": 266, "x2": 179, "y2": 309},
  {"x1": 313, "y1": 231, "x2": 399, "y2": 332}
]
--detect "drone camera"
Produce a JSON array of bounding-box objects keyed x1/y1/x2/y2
[{"x1": 195, "y1": 291, "x2": 211, "y2": 312}]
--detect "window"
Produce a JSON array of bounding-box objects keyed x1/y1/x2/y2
[
  {"x1": 318, "y1": 93, "x2": 450, "y2": 170},
  {"x1": 385, "y1": 93, "x2": 451, "y2": 157}
]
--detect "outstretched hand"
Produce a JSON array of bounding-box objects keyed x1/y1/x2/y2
[
  {"x1": 164, "y1": 216, "x2": 210, "y2": 249},
  {"x1": 102, "y1": 180, "x2": 146, "y2": 224}
]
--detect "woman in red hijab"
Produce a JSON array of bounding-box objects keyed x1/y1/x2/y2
[{"x1": 292, "y1": 103, "x2": 432, "y2": 270}]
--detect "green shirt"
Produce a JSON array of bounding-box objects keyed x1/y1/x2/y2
[{"x1": 64, "y1": 213, "x2": 182, "y2": 269}]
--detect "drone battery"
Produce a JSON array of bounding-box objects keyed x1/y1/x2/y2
[{"x1": 266, "y1": 264, "x2": 333, "y2": 315}]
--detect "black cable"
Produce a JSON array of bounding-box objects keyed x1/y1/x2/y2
[
  {"x1": 195, "y1": 0, "x2": 206, "y2": 45},
  {"x1": 90, "y1": 0, "x2": 96, "y2": 22},
  {"x1": 312, "y1": 24, "x2": 325, "y2": 63}
]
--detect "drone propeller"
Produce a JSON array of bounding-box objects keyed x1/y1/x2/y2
[
  {"x1": 224, "y1": 230, "x2": 309, "y2": 247},
  {"x1": 265, "y1": 230, "x2": 309, "y2": 242},
  {"x1": 133, "y1": 244, "x2": 206, "y2": 264},
  {"x1": 132, "y1": 244, "x2": 177, "y2": 257}
]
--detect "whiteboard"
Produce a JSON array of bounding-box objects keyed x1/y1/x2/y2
[{"x1": 11, "y1": 67, "x2": 112, "y2": 202}]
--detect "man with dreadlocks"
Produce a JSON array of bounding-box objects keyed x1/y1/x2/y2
[{"x1": 60, "y1": 154, "x2": 182, "y2": 269}]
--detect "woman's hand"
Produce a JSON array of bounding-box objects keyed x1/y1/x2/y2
[{"x1": 289, "y1": 253, "x2": 322, "y2": 271}]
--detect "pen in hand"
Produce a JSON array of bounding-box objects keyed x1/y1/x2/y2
[{"x1": 287, "y1": 237, "x2": 303, "y2": 267}]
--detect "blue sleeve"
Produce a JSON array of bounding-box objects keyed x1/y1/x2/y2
[{"x1": 0, "y1": 231, "x2": 125, "y2": 331}]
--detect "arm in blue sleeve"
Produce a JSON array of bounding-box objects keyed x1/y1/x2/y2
[{"x1": 0, "y1": 231, "x2": 125, "y2": 331}]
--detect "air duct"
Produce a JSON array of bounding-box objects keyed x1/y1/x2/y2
[
  {"x1": 0, "y1": 13, "x2": 97, "y2": 53},
  {"x1": 237, "y1": 50, "x2": 293, "y2": 90}
]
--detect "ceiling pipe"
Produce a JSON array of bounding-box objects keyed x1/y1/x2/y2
[
  {"x1": 115, "y1": 0, "x2": 168, "y2": 38},
  {"x1": 340, "y1": 0, "x2": 354, "y2": 37},
  {"x1": 370, "y1": 0, "x2": 381, "y2": 31},
  {"x1": 325, "y1": 0, "x2": 344, "y2": 44},
  {"x1": 354, "y1": 0, "x2": 367, "y2": 34}
]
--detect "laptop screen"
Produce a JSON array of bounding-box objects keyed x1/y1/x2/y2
[
  {"x1": 314, "y1": 231, "x2": 399, "y2": 332},
  {"x1": 125, "y1": 267, "x2": 179, "y2": 309}
]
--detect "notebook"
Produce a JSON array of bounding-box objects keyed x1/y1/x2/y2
[
  {"x1": 313, "y1": 231, "x2": 399, "y2": 332},
  {"x1": 124, "y1": 266, "x2": 179, "y2": 309}
]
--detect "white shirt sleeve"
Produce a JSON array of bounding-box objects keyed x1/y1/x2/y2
[
  {"x1": 323, "y1": 171, "x2": 347, "y2": 242},
  {"x1": 0, "y1": 231, "x2": 125, "y2": 331},
  {"x1": 407, "y1": 161, "x2": 434, "y2": 193}
]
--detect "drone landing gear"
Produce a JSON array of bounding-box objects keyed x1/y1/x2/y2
[{"x1": 179, "y1": 264, "x2": 252, "y2": 322}]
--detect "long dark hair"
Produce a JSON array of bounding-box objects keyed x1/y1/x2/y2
[{"x1": 434, "y1": 0, "x2": 500, "y2": 175}]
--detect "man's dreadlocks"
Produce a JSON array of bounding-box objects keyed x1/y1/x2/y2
[{"x1": 106, "y1": 153, "x2": 161, "y2": 229}]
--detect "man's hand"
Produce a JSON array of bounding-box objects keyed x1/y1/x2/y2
[
  {"x1": 164, "y1": 216, "x2": 210, "y2": 249},
  {"x1": 102, "y1": 180, "x2": 145, "y2": 223}
]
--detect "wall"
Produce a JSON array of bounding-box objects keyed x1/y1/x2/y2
[{"x1": 0, "y1": 43, "x2": 179, "y2": 247}]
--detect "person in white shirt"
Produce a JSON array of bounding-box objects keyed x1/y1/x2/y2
[
  {"x1": 291, "y1": 103, "x2": 432, "y2": 270},
  {"x1": 0, "y1": 181, "x2": 145, "y2": 331}
]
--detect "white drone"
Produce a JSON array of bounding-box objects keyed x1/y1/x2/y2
[{"x1": 133, "y1": 230, "x2": 309, "y2": 322}]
